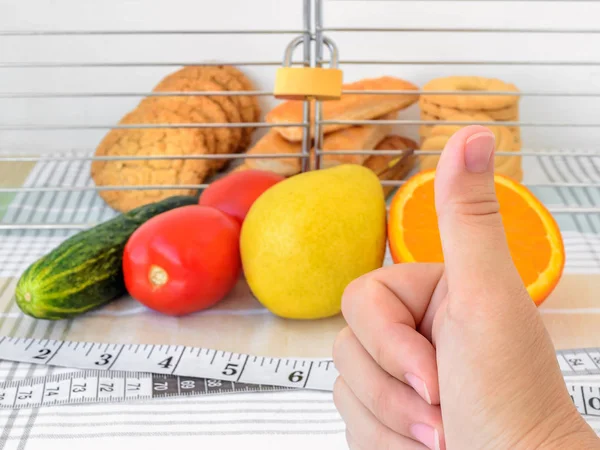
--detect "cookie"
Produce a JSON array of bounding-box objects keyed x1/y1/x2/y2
[
  {"x1": 218, "y1": 65, "x2": 261, "y2": 123},
  {"x1": 154, "y1": 73, "x2": 242, "y2": 145},
  {"x1": 422, "y1": 76, "x2": 519, "y2": 110},
  {"x1": 419, "y1": 111, "x2": 442, "y2": 138},
  {"x1": 141, "y1": 92, "x2": 230, "y2": 171},
  {"x1": 419, "y1": 132, "x2": 522, "y2": 180},
  {"x1": 420, "y1": 98, "x2": 519, "y2": 121},
  {"x1": 152, "y1": 75, "x2": 242, "y2": 168},
  {"x1": 428, "y1": 113, "x2": 517, "y2": 151},
  {"x1": 365, "y1": 135, "x2": 417, "y2": 197},
  {"x1": 198, "y1": 78, "x2": 244, "y2": 159},
  {"x1": 91, "y1": 106, "x2": 212, "y2": 212},
  {"x1": 209, "y1": 66, "x2": 260, "y2": 148},
  {"x1": 153, "y1": 66, "x2": 258, "y2": 151}
]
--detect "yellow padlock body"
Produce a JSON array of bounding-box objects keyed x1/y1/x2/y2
[{"x1": 274, "y1": 67, "x2": 343, "y2": 101}]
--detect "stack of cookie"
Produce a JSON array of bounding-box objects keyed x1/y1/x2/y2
[
  {"x1": 418, "y1": 76, "x2": 522, "y2": 180},
  {"x1": 91, "y1": 66, "x2": 260, "y2": 213},
  {"x1": 234, "y1": 75, "x2": 421, "y2": 192}
]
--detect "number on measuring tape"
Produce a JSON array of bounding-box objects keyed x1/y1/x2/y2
[
  {"x1": 95, "y1": 353, "x2": 113, "y2": 367},
  {"x1": 222, "y1": 363, "x2": 238, "y2": 376},
  {"x1": 559, "y1": 349, "x2": 600, "y2": 376},
  {"x1": 109, "y1": 345, "x2": 184, "y2": 374},
  {"x1": 174, "y1": 349, "x2": 248, "y2": 381},
  {"x1": 0, "y1": 338, "x2": 62, "y2": 365},
  {"x1": 569, "y1": 383, "x2": 600, "y2": 417},
  {"x1": 46, "y1": 342, "x2": 120, "y2": 370},
  {"x1": 9, "y1": 337, "x2": 600, "y2": 398},
  {"x1": 180, "y1": 380, "x2": 195, "y2": 389},
  {"x1": 33, "y1": 348, "x2": 52, "y2": 360},
  {"x1": 0, "y1": 337, "x2": 340, "y2": 392}
]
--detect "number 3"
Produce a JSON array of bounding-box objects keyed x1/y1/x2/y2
[{"x1": 95, "y1": 354, "x2": 113, "y2": 366}]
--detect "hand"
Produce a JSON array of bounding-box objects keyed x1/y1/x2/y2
[{"x1": 332, "y1": 126, "x2": 600, "y2": 450}]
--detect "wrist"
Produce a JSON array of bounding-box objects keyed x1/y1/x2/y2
[{"x1": 527, "y1": 407, "x2": 600, "y2": 450}]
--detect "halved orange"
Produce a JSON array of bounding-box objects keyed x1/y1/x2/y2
[{"x1": 388, "y1": 170, "x2": 565, "y2": 306}]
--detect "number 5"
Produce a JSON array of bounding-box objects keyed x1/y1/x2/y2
[{"x1": 222, "y1": 363, "x2": 239, "y2": 376}]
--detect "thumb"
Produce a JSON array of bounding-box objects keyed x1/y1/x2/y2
[
  {"x1": 434, "y1": 125, "x2": 524, "y2": 299},
  {"x1": 432, "y1": 126, "x2": 596, "y2": 450}
]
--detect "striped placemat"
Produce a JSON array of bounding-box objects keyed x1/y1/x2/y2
[{"x1": 0, "y1": 151, "x2": 599, "y2": 449}]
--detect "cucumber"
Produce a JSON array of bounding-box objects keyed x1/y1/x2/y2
[{"x1": 15, "y1": 195, "x2": 199, "y2": 320}]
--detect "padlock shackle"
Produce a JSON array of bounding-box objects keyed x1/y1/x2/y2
[
  {"x1": 282, "y1": 34, "x2": 339, "y2": 68},
  {"x1": 321, "y1": 36, "x2": 339, "y2": 68},
  {"x1": 282, "y1": 36, "x2": 305, "y2": 66}
]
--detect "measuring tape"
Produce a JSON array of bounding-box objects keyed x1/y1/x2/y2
[
  {"x1": 1, "y1": 337, "x2": 600, "y2": 410},
  {"x1": 0, "y1": 336, "x2": 337, "y2": 391},
  {"x1": 0, "y1": 370, "x2": 292, "y2": 410}
]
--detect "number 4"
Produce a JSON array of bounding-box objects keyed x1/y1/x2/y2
[{"x1": 158, "y1": 357, "x2": 173, "y2": 369}]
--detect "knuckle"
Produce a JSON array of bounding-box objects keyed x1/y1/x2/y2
[
  {"x1": 332, "y1": 376, "x2": 345, "y2": 411},
  {"x1": 345, "y1": 429, "x2": 351, "y2": 446},
  {"x1": 341, "y1": 273, "x2": 378, "y2": 319},
  {"x1": 341, "y1": 276, "x2": 364, "y2": 319},
  {"x1": 332, "y1": 327, "x2": 351, "y2": 369},
  {"x1": 371, "y1": 380, "x2": 392, "y2": 422},
  {"x1": 438, "y1": 181, "x2": 501, "y2": 220},
  {"x1": 441, "y1": 197, "x2": 505, "y2": 234},
  {"x1": 372, "y1": 420, "x2": 392, "y2": 450},
  {"x1": 453, "y1": 197, "x2": 500, "y2": 218},
  {"x1": 345, "y1": 429, "x2": 355, "y2": 449},
  {"x1": 371, "y1": 322, "x2": 401, "y2": 374}
]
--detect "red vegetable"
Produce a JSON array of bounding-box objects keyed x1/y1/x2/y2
[
  {"x1": 199, "y1": 169, "x2": 285, "y2": 224},
  {"x1": 123, "y1": 205, "x2": 241, "y2": 316}
]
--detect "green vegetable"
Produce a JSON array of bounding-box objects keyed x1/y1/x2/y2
[{"x1": 15, "y1": 195, "x2": 199, "y2": 320}]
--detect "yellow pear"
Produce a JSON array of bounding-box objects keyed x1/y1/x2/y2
[{"x1": 240, "y1": 164, "x2": 387, "y2": 319}]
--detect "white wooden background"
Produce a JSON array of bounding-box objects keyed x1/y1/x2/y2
[{"x1": 1, "y1": 0, "x2": 600, "y2": 153}]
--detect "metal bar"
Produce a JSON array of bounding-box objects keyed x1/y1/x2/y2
[
  {"x1": 0, "y1": 153, "x2": 309, "y2": 162},
  {"x1": 4, "y1": 150, "x2": 600, "y2": 162},
  {"x1": 0, "y1": 122, "x2": 307, "y2": 131},
  {"x1": 332, "y1": 60, "x2": 600, "y2": 66},
  {"x1": 532, "y1": 207, "x2": 599, "y2": 214},
  {"x1": 313, "y1": 0, "x2": 324, "y2": 171},
  {"x1": 314, "y1": 150, "x2": 600, "y2": 157},
  {"x1": 546, "y1": 157, "x2": 600, "y2": 251},
  {"x1": 0, "y1": 61, "x2": 303, "y2": 68},
  {"x1": 320, "y1": 27, "x2": 600, "y2": 34},
  {"x1": 0, "y1": 119, "x2": 600, "y2": 131},
  {"x1": 6, "y1": 90, "x2": 600, "y2": 98},
  {"x1": 0, "y1": 29, "x2": 305, "y2": 36},
  {"x1": 10, "y1": 120, "x2": 599, "y2": 130},
  {"x1": 341, "y1": 90, "x2": 600, "y2": 97},
  {"x1": 0, "y1": 185, "x2": 210, "y2": 193},
  {"x1": 416, "y1": 150, "x2": 600, "y2": 157},
  {"x1": 300, "y1": 0, "x2": 312, "y2": 173},
  {"x1": 320, "y1": 119, "x2": 600, "y2": 127},
  {"x1": 1, "y1": 206, "x2": 600, "y2": 231},
  {"x1": 332, "y1": 0, "x2": 600, "y2": 2},
  {"x1": 378, "y1": 181, "x2": 600, "y2": 189},
  {"x1": 0, "y1": 91, "x2": 274, "y2": 99}
]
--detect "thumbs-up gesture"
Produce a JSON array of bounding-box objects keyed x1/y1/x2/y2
[{"x1": 332, "y1": 126, "x2": 599, "y2": 450}]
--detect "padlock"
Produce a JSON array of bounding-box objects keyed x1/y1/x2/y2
[{"x1": 274, "y1": 36, "x2": 343, "y2": 101}]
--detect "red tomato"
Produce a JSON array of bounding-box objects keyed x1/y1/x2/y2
[
  {"x1": 199, "y1": 169, "x2": 285, "y2": 224},
  {"x1": 123, "y1": 205, "x2": 241, "y2": 316}
]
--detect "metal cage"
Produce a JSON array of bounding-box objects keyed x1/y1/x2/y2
[{"x1": 1, "y1": 0, "x2": 600, "y2": 275}]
